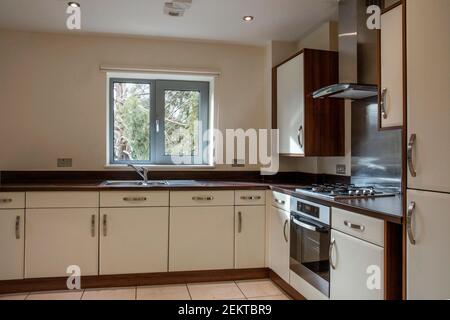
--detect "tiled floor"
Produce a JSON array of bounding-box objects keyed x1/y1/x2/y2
[{"x1": 0, "y1": 279, "x2": 291, "y2": 301}]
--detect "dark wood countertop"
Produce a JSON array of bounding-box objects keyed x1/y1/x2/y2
[{"x1": 0, "y1": 180, "x2": 403, "y2": 224}]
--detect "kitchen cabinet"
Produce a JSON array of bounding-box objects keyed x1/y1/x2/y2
[
  {"x1": 269, "y1": 205, "x2": 290, "y2": 283},
  {"x1": 235, "y1": 206, "x2": 266, "y2": 269},
  {"x1": 169, "y1": 206, "x2": 234, "y2": 272},
  {"x1": 406, "y1": 0, "x2": 450, "y2": 193},
  {"x1": 378, "y1": 2, "x2": 403, "y2": 129},
  {"x1": 99, "y1": 207, "x2": 169, "y2": 275},
  {"x1": 25, "y1": 208, "x2": 99, "y2": 278},
  {"x1": 330, "y1": 229, "x2": 384, "y2": 300},
  {"x1": 406, "y1": 190, "x2": 450, "y2": 300},
  {"x1": 0, "y1": 209, "x2": 24, "y2": 280},
  {"x1": 273, "y1": 48, "x2": 344, "y2": 156}
]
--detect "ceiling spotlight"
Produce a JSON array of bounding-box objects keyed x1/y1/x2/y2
[
  {"x1": 68, "y1": 2, "x2": 80, "y2": 8},
  {"x1": 243, "y1": 16, "x2": 254, "y2": 22}
]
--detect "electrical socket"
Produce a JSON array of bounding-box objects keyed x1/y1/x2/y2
[
  {"x1": 336, "y1": 164, "x2": 346, "y2": 175},
  {"x1": 57, "y1": 158, "x2": 73, "y2": 168}
]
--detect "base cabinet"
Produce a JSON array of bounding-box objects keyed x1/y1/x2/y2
[
  {"x1": 269, "y1": 206, "x2": 290, "y2": 283},
  {"x1": 169, "y1": 206, "x2": 234, "y2": 272},
  {"x1": 235, "y1": 206, "x2": 265, "y2": 269},
  {"x1": 330, "y1": 230, "x2": 384, "y2": 300},
  {"x1": 99, "y1": 207, "x2": 169, "y2": 275},
  {"x1": 25, "y1": 208, "x2": 99, "y2": 279},
  {"x1": 0, "y1": 210, "x2": 24, "y2": 280}
]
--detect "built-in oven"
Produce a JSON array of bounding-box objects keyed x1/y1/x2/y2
[{"x1": 290, "y1": 197, "x2": 331, "y2": 297}]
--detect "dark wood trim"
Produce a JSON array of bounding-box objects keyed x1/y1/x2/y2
[
  {"x1": 269, "y1": 271, "x2": 305, "y2": 300},
  {"x1": 377, "y1": 1, "x2": 404, "y2": 131},
  {"x1": 384, "y1": 221, "x2": 403, "y2": 300},
  {"x1": 0, "y1": 268, "x2": 270, "y2": 295}
]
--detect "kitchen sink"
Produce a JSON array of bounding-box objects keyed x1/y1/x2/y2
[{"x1": 103, "y1": 180, "x2": 169, "y2": 187}]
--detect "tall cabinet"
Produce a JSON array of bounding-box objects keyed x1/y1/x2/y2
[
  {"x1": 405, "y1": 0, "x2": 450, "y2": 300},
  {"x1": 273, "y1": 49, "x2": 345, "y2": 157}
]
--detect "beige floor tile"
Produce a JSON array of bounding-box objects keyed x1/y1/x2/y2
[
  {"x1": 137, "y1": 285, "x2": 191, "y2": 300},
  {"x1": 0, "y1": 293, "x2": 28, "y2": 300},
  {"x1": 248, "y1": 295, "x2": 290, "y2": 300},
  {"x1": 188, "y1": 282, "x2": 245, "y2": 300},
  {"x1": 82, "y1": 287, "x2": 136, "y2": 300},
  {"x1": 236, "y1": 280, "x2": 284, "y2": 298},
  {"x1": 26, "y1": 290, "x2": 83, "y2": 300}
]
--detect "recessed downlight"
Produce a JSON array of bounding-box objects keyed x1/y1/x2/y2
[
  {"x1": 243, "y1": 16, "x2": 254, "y2": 22},
  {"x1": 68, "y1": 2, "x2": 80, "y2": 8}
]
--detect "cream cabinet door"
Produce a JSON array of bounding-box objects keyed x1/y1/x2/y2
[
  {"x1": 380, "y1": 4, "x2": 403, "y2": 128},
  {"x1": 235, "y1": 206, "x2": 266, "y2": 269},
  {"x1": 277, "y1": 53, "x2": 304, "y2": 156},
  {"x1": 407, "y1": 0, "x2": 450, "y2": 193},
  {"x1": 269, "y1": 206, "x2": 290, "y2": 283},
  {"x1": 25, "y1": 209, "x2": 99, "y2": 278},
  {"x1": 407, "y1": 190, "x2": 450, "y2": 300},
  {"x1": 169, "y1": 206, "x2": 234, "y2": 272},
  {"x1": 0, "y1": 210, "x2": 24, "y2": 280},
  {"x1": 330, "y1": 230, "x2": 384, "y2": 300},
  {"x1": 99, "y1": 207, "x2": 169, "y2": 275}
]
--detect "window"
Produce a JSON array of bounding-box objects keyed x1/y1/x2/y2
[{"x1": 109, "y1": 77, "x2": 210, "y2": 165}]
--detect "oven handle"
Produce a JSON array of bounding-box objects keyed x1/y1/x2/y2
[{"x1": 291, "y1": 217, "x2": 327, "y2": 233}]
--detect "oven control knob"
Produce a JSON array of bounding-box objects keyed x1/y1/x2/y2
[
  {"x1": 355, "y1": 190, "x2": 362, "y2": 196},
  {"x1": 348, "y1": 190, "x2": 354, "y2": 196}
]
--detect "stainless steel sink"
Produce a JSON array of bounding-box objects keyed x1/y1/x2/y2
[{"x1": 103, "y1": 180, "x2": 169, "y2": 187}]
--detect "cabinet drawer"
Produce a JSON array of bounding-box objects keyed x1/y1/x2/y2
[
  {"x1": 26, "y1": 192, "x2": 99, "y2": 208},
  {"x1": 0, "y1": 193, "x2": 25, "y2": 209},
  {"x1": 170, "y1": 191, "x2": 234, "y2": 207},
  {"x1": 332, "y1": 208, "x2": 384, "y2": 247},
  {"x1": 271, "y1": 191, "x2": 290, "y2": 211},
  {"x1": 100, "y1": 191, "x2": 169, "y2": 207},
  {"x1": 235, "y1": 190, "x2": 266, "y2": 206}
]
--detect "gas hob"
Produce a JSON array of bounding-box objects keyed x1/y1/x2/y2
[{"x1": 295, "y1": 184, "x2": 397, "y2": 200}]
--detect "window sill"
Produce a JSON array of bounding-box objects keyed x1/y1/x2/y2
[{"x1": 104, "y1": 164, "x2": 216, "y2": 170}]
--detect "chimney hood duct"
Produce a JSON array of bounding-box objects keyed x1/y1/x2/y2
[{"x1": 313, "y1": 0, "x2": 380, "y2": 100}]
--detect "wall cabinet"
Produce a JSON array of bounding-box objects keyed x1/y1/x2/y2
[
  {"x1": 269, "y1": 206, "x2": 290, "y2": 283},
  {"x1": 330, "y1": 229, "x2": 384, "y2": 300},
  {"x1": 169, "y1": 206, "x2": 234, "y2": 272},
  {"x1": 99, "y1": 207, "x2": 169, "y2": 275},
  {"x1": 378, "y1": 2, "x2": 404, "y2": 129},
  {"x1": 235, "y1": 206, "x2": 266, "y2": 269},
  {"x1": 273, "y1": 48, "x2": 344, "y2": 156},
  {"x1": 25, "y1": 208, "x2": 99, "y2": 278},
  {"x1": 0, "y1": 209, "x2": 24, "y2": 280}
]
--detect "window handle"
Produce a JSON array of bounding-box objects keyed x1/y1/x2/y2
[{"x1": 156, "y1": 120, "x2": 160, "y2": 133}]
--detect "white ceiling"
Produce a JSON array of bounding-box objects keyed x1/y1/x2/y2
[{"x1": 0, "y1": 0, "x2": 338, "y2": 45}]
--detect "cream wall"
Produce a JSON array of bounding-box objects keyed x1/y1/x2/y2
[{"x1": 0, "y1": 30, "x2": 267, "y2": 171}]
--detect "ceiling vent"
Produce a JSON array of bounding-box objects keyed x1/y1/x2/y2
[{"x1": 164, "y1": 0, "x2": 192, "y2": 17}]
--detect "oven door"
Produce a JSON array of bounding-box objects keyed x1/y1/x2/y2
[{"x1": 290, "y1": 214, "x2": 330, "y2": 297}]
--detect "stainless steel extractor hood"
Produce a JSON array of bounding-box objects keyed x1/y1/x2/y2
[{"x1": 313, "y1": 0, "x2": 380, "y2": 100}]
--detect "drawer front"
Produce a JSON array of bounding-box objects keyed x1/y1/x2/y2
[
  {"x1": 235, "y1": 190, "x2": 266, "y2": 206},
  {"x1": 100, "y1": 191, "x2": 169, "y2": 207},
  {"x1": 332, "y1": 208, "x2": 385, "y2": 247},
  {"x1": 26, "y1": 192, "x2": 99, "y2": 208},
  {"x1": 170, "y1": 191, "x2": 234, "y2": 207},
  {"x1": 271, "y1": 191, "x2": 290, "y2": 211},
  {"x1": 0, "y1": 193, "x2": 25, "y2": 209}
]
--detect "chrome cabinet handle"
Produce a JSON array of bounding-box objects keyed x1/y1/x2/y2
[
  {"x1": 0, "y1": 198, "x2": 13, "y2": 204},
  {"x1": 192, "y1": 196, "x2": 214, "y2": 201},
  {"x1": 156, "y1": 120, "x2": 160, "y2": 133},
  {"x1": 329, "y1": 239, "x2": 336, "y2": 270},
  {"x1": 15, "y1": 216, "x2": 21, "y2": 240},
  {"x1": 102, "y1": 214, "x2": 107, "y2": 237},
  {"x1": 274, "y1": 199, "x2": 285, "y2": 205},
  {"x1": 123, "y1": 197, "x2": 147, "y2": 202},
  {"x1": 91, "y1": 215, "x2": 96, "y2": 238},
  {"x1": 407, "y1": 134, "x2": 417, "y2": 177},
  {"x1": 297, "y1": 125, "x2": 303, "y2": 149},
  {"x1": 238, "y1": 212, "x2": 243, "y2": 233},
  {"x1": 407, "y1": 202, "x2": 416, "y2": 245},
  {"x1": 380, "y1": 88, "x2": 388, "y2": 119},
  {"x1": 344, "y1": 221, "x2": 365, "y2": 232},
  {"x1": 283, "y1": 219, "x2": 288, "y2": 243},
  {"x1": 240, "y1": 196, "x2": 261, "y2": 201}
]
